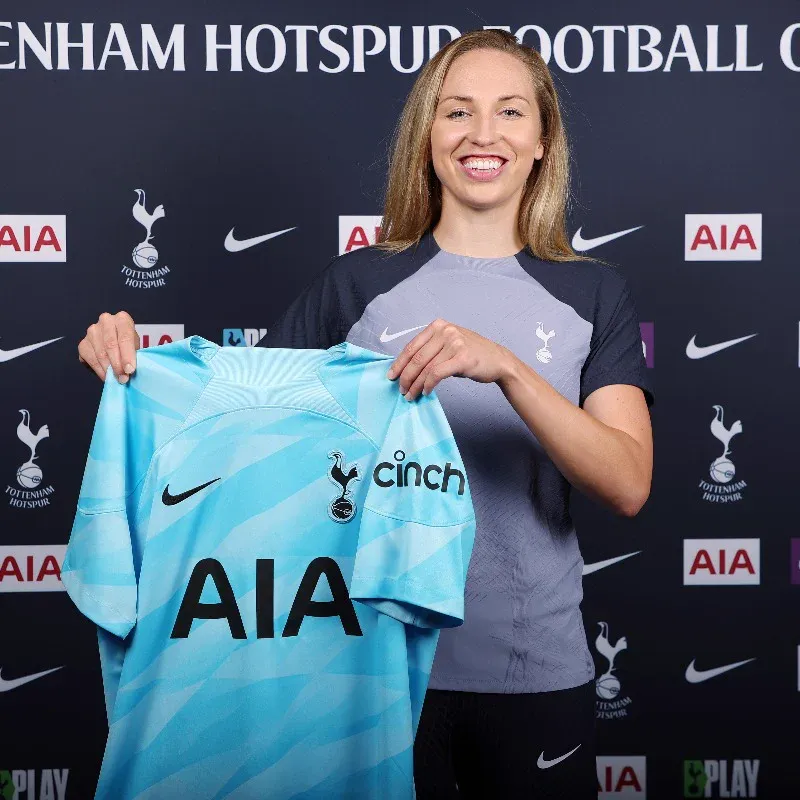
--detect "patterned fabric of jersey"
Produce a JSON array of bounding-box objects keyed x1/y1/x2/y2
[
  {"x1": 62, "y1": 336, "x2": 476, "y2": 800},
  {"x1": 259, "y1": 229, "x2": 655, "y2": 694}
]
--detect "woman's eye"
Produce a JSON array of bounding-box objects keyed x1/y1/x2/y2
[
  {"x1": 501, "y1": 108, "x2": 523, "y2": 118},
  {"x1": 446, "y1": 109, "x2": 468, "y2": 119}
]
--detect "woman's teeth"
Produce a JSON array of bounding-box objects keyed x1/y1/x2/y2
[{"x1": 462, "y1": 158, "x2": 503, "y2": 170}]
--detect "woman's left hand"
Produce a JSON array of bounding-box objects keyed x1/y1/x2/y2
[{"x1": 386, "y1": 318, "x2": 516, "y2": 401}]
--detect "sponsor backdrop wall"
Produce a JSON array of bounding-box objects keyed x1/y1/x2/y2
[{"x1": 1, "y1": 0, "x2": 798, "y2": 797}]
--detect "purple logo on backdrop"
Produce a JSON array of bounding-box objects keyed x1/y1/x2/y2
[
  {"x1": 791, "y1": 539, "x2": 800, "y2": 584},
  {"x1": 640, "y1": 323, "x2": 654, "y2": 368}
]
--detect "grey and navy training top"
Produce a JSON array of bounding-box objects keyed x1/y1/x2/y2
[{"x1": 259, "y1": 229, "x2": 654, "y2": 693}]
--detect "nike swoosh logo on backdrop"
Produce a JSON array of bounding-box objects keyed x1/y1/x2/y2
[
  {"x1": 685, "y1": 658, "x2": 755, "y2": 684},
  {"x1": 583, "y1": 551, "x2": 642, "y2": 575},
  {"x1": 379, "y1": 325, "x2": 426, "y2": 343},
  {"x1": 537, "y1": 744, "x2": 582, "y2": 769},
  {"x1": 224, "y1": 227, "x2": 296, "y2": 252},
  {"x1": 572, "y1": 226, "x2": 643, "y2": 252},
  {"x1": 0, "y1": 337, "x2": 63, "y2": 363},
  {"x1": 686, "y1": 334, "x2": 757, "y2": 359},
  {"x1": 0, "y1": 666, "x2": 62, "y2": 692},
  {"x1": 162, "y1": 478, "x2": 220, "y2": 506}
]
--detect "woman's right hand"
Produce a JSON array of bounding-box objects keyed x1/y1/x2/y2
[{"x1": 78, "y1": 311, "x2": 140, "y2": 383}]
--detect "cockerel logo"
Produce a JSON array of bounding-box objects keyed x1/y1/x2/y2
[
  {"x1": 595, "y1": 621, "x2": 627, "y2": 701},
  {"x1": 709, "y1": 404, "x2": 742, "y2": 484},
  {"x1": 131, "y1": 188, "x2": 166, "y2": 270},
  {"x1": 327, "y1": 450, "x2": 361, "y2": 523},
  {"x1": 16, "y1": 409, "x2": 49, "y2": 489}
]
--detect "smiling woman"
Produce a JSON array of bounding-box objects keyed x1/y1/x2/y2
[{"x1": 76, "y1": 27, "x2": 653, "y2": 800}]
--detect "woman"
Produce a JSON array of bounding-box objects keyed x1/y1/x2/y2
[{"x1": 78, "y1": 29, "x2": 653, "y2": 799}]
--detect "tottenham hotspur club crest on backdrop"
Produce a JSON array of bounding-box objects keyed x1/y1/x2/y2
[
  {"x1": 699, "y1": 404, "x2": 746, "y2": 503},
  {"x1": 6, "y1": 410, "x2": 54, "y2": 510},
  {"x1": 327, "y1": 451, "x2": 361, "y2": 523},
  {"x1": 594, "y1": 621, "x2": 632, "y2": 720},
  {"x1": 121, "y1": 189, "x2": 171, "y2": 289}
]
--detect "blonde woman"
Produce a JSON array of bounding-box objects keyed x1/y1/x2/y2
[{"x1": 79, "y1": 29, "x2": 653, "y2": 799}]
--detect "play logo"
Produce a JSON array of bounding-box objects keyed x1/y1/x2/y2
[
  {"x1": 683, "y1": 759, "x2": 759, "y2": 798},
  {"x1": 597, "y1": 756, "x2": 646, "y2": 796}
]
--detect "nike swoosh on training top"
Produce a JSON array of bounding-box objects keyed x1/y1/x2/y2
[
  {"x1": 537, "y1": 744, "x2": 582, "y2": 769},
  {"x1": 571, "y1": 226, "x2": 643, "y2": 252},
  {"x1": 224, "y1": 226, "x2": 296, "y2": 252},
  {"x1": 685, "y1": 334, "x2": 757, "y2": 360},
  {"x1": 162, "y1": 478, "x2": 221, "y2": 506},
  {"x1": 379, "y1": 325, "x2": 426, "y2": 343},
  {"x1": 0, "y1": 666, "x2": 62, "y2": 692},
  {"x1": 685, "y1": 658, "x2": 755, "y2": 684},
  {"x1": 0, "y1": 337, "x2": 63, "y2": 363},
  {"x1": 583, "y1": 551, "x2": 642, "y2": 575}
]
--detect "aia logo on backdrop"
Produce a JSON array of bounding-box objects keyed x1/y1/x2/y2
[
  {"x1": 339, "y1": 215, "x2": 382, "y2": 254},
  {"x1": 135, "y1": 324, "x2": 185, "y2": 349},
  {"x1": 597, "y1": 756, "x2": 646, "y2": 796},
  {"x1": 698, "y1": 404, "x2": 746, "y2": 503},
  {"x1": 685, "y1": 214, "x2": 761, "y2": 261},
  {"x1": 593, "y1": 621, "x2": 632, "y2": 721},
  {"x1": 0, "y1": 545, "x2": 66, "y2": 592},
  {"x1": 121, "y1": 189, "x2": 171, "y2": 289},
  {"x1": 223, "y1": 328, "x2": 267, "y2": 347},
  {"x1": 683, "y1": 539, "x2": 760, "y2": 585},
  {"x1": 683, "y1": 759, "x2": 759, "y2": 798},
  {"x1": 0, "y1": 215, "x2": 66, "y2": 262},
  {"x1": 6, "y1": 410, "x2": 54, "y2": 509}
]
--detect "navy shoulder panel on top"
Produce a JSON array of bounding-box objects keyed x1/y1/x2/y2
[{"x1": 258, "y1": 233, "x2": 440, "y2": 350}]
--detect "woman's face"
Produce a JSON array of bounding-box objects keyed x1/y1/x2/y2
[{"x1": 431, "y1": 48, "x2": 544, "y2": 214}]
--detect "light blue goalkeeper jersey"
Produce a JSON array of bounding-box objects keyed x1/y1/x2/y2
[{"x1": 62, "y1": 336, "x2": 475, "y2": 800}]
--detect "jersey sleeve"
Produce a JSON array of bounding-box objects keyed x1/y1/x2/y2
[
  {"x1": 62, "y1": 338, "x2": 213, "y2": 640},
  {"x1": 580, "y1": 270, "x2": 654, "y2": 408},
  {"x1": 61, "y1": 371, "x2": 145, "y2": 640},
  {"x1": 259, "y1": 256, "x2": 348, "y2": 349},
  {"x1": 349, "y1": 390, "x2": 476, "y2": 630}
]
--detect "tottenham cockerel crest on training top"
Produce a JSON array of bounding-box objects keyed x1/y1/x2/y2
[
  {"x1": 121, "y1": 189, "x2": 170, "y2": 289},
  {"x1": 699, "y1": 404, "x2": 747, "y2": 503},
  {"x1": 6, "y1": 409, "x2": 54, "y2": 509}
]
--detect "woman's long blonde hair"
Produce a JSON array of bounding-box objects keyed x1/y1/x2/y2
[{"x1": 377, "y1": 29, "x2": 588, "y2": 262}]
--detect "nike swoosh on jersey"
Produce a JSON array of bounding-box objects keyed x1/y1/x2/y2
[
  {"x1": 685, "y1": 658, "x2": 755, "y2": 684},
  {"x1": 0, "y1": 666, "x2": 62, "y2": 692},
  {"x1": 162, "y1": 478, "x2": 221, "y2": 506},
  {"x1": 571, "y1": 225, "x2": 643, "y2": 252},
  {"x1": 537, "y1": 744, "x2": 581, "y2": 769},
  {"x1": 582, "y1": 551, "x2": 641, "y2": 575},
  {"x1": 0, "y1": 337, "x2": 63, "y2": 363},
  {"x1": 685, "y1": 334, "x2": 757, "y2": 359},
  {"x1": 379, "y1": 325, "x2": 426, "y2": 343},
  {"x1": 224, "y1": 226, "x2": 296, "y2": 252}
]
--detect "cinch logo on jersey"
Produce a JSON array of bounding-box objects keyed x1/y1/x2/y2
[
  {"x1": 6, "y1": 410, "x2": 54, "y2": 509},
  {"x1": 594, "y1": 621, "x2": 632, "y2": 720},
  {"x1": 698, "y1": 404, "x2": 746, "y2": 503},
  {"x1": 372, "y1": 450, "x2": 465, "y2": 496},
  {"x1": 222, "y1": 328, "x2": 267, "y2": 347},
  {"x1": 683, "y1": 539, "x2": 759, "y2": 586},
  {"x1": 339, "y1": 215, "x2": 382, "y2": 254},
  {"x1": 170, "y1": 557, "x2": 363, "y2": 640},
  {"x1": 0, "y1": 546, "x2": 66, "y2": 592},
  {"x1": 0, "y1": 769, "x2": 68, "y2": 799},
  {"x1": 135, "y1": 324, "x2": 185, "y2": 349},
  {"x1": 683, "y1": 759, "x2": 759, "y2": 798},
  {"x1": 0, "y1": 216, "x2": 66, "y2": 263},
  {"x1": 121, "y1": 189, "x2": 170, "y2": 288},
  {"x1": 685, "y1": 214, "x2": 761, "y2": 261},
  {"x1": 640, "y1": 322, "x2": 654, "y2": 368},
  {"x1": 597, "y1": 756, "x2": 646, "y2": 796}
]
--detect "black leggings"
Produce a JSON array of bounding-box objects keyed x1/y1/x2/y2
[{"x1": 414, "y1": 681, "x2": 597, "y2": 799}]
